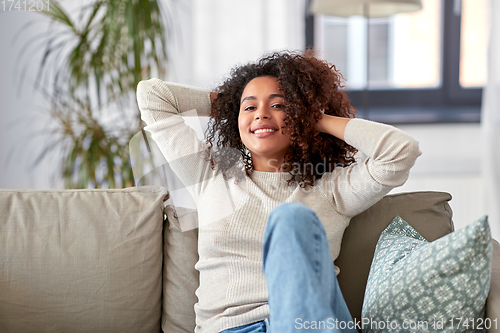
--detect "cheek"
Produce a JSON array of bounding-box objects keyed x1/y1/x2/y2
[
  {"x1": 238, "y1": 113, "x2": 252, "y2": 130},
  {"x1": 237, "y1": 115, "x2": 248, "y2": 142},
  {"x1": 237, "y1": 115, "x2": 244, "y2": 133}
]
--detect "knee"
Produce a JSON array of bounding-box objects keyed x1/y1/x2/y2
[
  {"x1": 267, "y1": 202, "x2": 317, "y2": 233},
  {"x1": 263, "y1": 203, "x2": 325, "y2": 266}
]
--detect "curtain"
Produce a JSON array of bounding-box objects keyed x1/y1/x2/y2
[{"x1": 482, "y1": 0, "x2": 500, "y2": 241}]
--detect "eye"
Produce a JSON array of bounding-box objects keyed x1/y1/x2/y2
[
  {"x1": 244, "y1": 106, "x2": 256, "y2": 111},
  {"x1": 272, "y1": 104, "x2": 284, "y2": 109}
]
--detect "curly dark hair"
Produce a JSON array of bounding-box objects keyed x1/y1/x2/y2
[{"x1": 205, "y1": 50, "x2": 358, "y2": 187}]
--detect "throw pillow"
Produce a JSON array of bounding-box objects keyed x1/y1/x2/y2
[{"x1": 362, "y1": 215, "x2": 492, "y2": 333}]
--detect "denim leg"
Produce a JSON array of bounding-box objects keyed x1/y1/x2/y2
[{"x1": 263, "y1": 202, "x2": 357, "y2": 333}]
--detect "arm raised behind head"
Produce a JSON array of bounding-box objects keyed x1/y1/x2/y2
[{"x1": 137, "y1": 78, "x2": 213, "y2": 122}]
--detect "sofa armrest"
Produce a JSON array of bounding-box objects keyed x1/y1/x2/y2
[{"x1": 487, "y1": 239, "x2": 500, "y2": 333}]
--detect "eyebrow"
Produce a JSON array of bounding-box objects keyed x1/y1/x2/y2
[{"x1": 241, "y1": 94, "x2": 285, "y2": 103}]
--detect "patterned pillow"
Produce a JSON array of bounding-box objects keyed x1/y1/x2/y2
[{"x1": 362, "y1": 216, "x2": 492, "y2": 333}]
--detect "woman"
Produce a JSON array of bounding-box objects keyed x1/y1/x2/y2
[{"x1": 137, "y1": 51, "x2": 421, "y2": 333}]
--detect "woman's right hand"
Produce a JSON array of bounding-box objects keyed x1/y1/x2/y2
[{"x1": 210, "y1": 92, "x2": 218, "y2": 104}]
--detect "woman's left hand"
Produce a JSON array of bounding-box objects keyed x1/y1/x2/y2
[{"x1": 314, "y1": 114, "x2": 351, "y2": 141}]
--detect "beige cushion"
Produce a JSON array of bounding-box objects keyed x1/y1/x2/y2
[
  {"x1": 336, "y1": 191, "x2": 454, "y2": 322},
  {"x1": 0, "y1": 187, "x2": 167, "y2": 333},
  {"x1": 162, "y1": 206, "x2": 199, "y2": 333}
]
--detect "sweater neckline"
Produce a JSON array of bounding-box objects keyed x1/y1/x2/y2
[
  {"x1": 249, "y1": 170, "x2": 297, "y2": 189},
  {"x1": 250, "y1": 170, "x2": 292, "y2": 180}
]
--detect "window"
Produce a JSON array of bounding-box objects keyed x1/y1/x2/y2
[
  {"x1": 460, "y1": 0, "x2": 488, "y2": 88},
  {"x1": 307, "y1": 0, "x2": 488, "y2": 123}
]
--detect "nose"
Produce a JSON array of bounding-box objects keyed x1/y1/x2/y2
[{"x1": 254, "y1": 105, "x2": 272, "y2": 120}]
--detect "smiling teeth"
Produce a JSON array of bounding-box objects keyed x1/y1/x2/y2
[{"x1": 254, "y1": 129, "x2": 276, "y2": 134}]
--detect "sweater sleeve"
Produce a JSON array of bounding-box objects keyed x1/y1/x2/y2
[
  {"x1": 319, "y1": 118, "x2": 421, "y2": 218},
  {"x1": 137, "y1": 78, "x2": 212, "y2": 123},
  {"x1": 136, "y1": 78, "x2": 216, "y2": 204}
]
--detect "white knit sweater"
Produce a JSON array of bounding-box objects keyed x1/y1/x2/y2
[{"x1": 137, "y1": 78, "x2": 421, "y2": 333}]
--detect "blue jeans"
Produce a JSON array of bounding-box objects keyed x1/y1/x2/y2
[{"x1": 221, "y1": 203, "x2": 357, "y2": 333}]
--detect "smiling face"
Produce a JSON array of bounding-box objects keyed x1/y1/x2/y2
[{"x1": 238, "y1": 76, "x2": 291, "y2": 172}]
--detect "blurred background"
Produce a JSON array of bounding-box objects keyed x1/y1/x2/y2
[{"x1": 0, "y1": 0, "x2": 498, "y2": 240}]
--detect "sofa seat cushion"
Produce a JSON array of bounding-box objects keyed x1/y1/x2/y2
[
  {"x1": 0, "y1": 187, "x2": 167, "y2": 333},
  {"x1": 362, "y1": 215, "x2": 492, "y2": 333}
]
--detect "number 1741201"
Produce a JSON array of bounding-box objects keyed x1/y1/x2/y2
[{"x1": 1, "y1": 0, "x2": 49, "y2": 11}]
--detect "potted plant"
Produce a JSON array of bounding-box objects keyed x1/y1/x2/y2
[{"x1": 19, "y1": 0, "x2": 169, "y2": 188}]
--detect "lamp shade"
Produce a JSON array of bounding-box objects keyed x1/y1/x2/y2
[{"x1": 310, "y1": 0, "x2": 422, "y2": 18}]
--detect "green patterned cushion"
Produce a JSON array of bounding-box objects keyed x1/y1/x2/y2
[{"x1": 362, "y1": 216, "x2": 492, "y2": 333}]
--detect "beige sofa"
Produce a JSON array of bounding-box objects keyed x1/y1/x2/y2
[{"x1": 0, "y1": 188, "x2": 498, "y2": 332}]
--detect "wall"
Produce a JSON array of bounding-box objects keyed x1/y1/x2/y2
[
  {"x1": 392, "y1": 123, "x2": 484, "y2": 232},
  {"x1": 0, "y1": 1, "x2": 90, "y2": 189},
  {"x1": 0, "y1": 9, "x2": 60, "y2": 189},
  {"x1": 167, "y1": 0, "x2": 306, "y2": 87}
]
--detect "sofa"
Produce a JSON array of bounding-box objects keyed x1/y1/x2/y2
[{"x1": 0, "y1": 187, "x2": 499, "y2": 333}]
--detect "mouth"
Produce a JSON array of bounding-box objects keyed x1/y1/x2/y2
[
  {"x1": 251, "y1": 128, "x2": 278, "y2": 138},
  {"x1": 251, "y1": 128, "x2": 278, "y2": 134}
]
